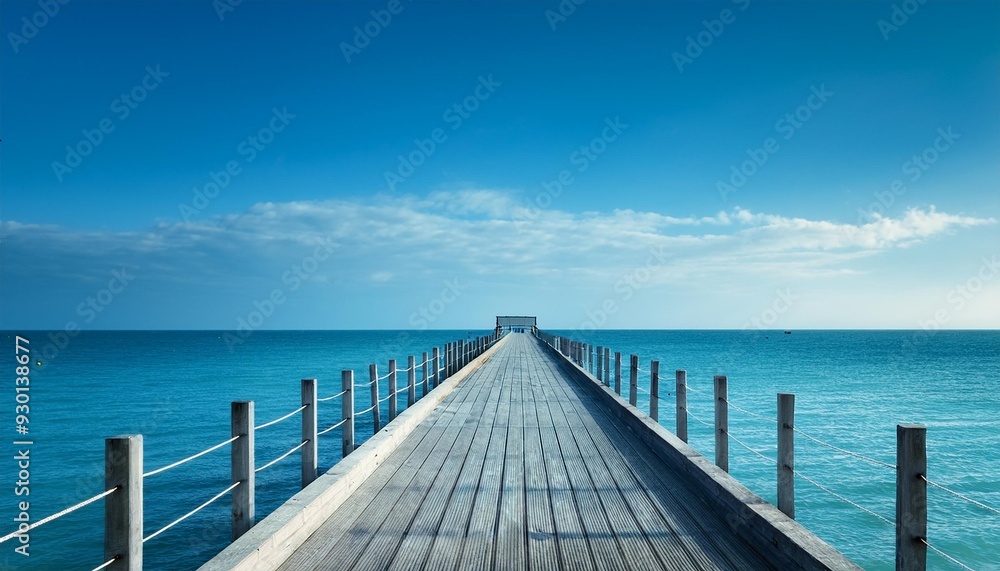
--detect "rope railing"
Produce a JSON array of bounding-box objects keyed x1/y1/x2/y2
[
  {"x1": 723, "y1": 398, "x2": 777, "y2": 425},
  {"x1": 0, "y1": 487, "x2": 119, "y2": 544},
  {"x1": 685, "y1": 407, "x2": 714, "y2": 429},
  {"x1": 317, "y1": 418, "x2": 347, "y2": 436},
  {"x1": 143, "y1": 481, "x2": 241, "y2": 543},
  {"x1": 12, "y1": 331, "x2": 501, "y2": 568},
  {"x1": 317, "y1": 389, "x2": 348, "y2": 402},
  {"x1": 922, "y1": 475, "x2": 1000, "y2": 517},
  {"x1": 254, "y1": 405, "x2": 307, "y2": 431},
  {"x1": 540, "y1": 331, "x2": 998, "y2": 571},
  {"x1": 920, "y1": 538, "x2": 977, "y2": 571},
  {"x1": 143, "y1": 436, "x2": 240, "y2": 478},
  {"x1": 727, "y1": 430, "x2": 777, "y2": 466},
  {"x1": 255, "y1": 440, "x2": 308, "y2": 474},
  {"x1": 792, "y1": 466, "x2": 893, "y2": 526},
  {"x1": 92, "y1": 557, "x2": 118, "y2": 571},
  {"x1": 793, "y1": 426, "x2": 897, "y2": 471}
]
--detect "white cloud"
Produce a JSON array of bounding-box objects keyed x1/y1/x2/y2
[{"x1": 1, "y1": 192, "x2": 993, "y2": 292}]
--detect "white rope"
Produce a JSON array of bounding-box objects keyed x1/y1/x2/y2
[
  {"x1": 317, "y1": 389, "x2": 347, "y2": 402},
  {"x1": 685, "y1": 384, "x2": 704, "y2": 394},
  {"x1": 144, "y1": 436, "x2": 239, "y2": 478},
  {"x1": 254, "y1": 405, "x2": 307, "y2": 431},
  {"x1": 92, "y1": 557, "x2": 118, "y2": 571},
  {"x1": 793, "y1": 468, "x2": 893, "y2": 526},
  {"x1": 921, "y1": 538, "x2": 977, "y2": 571},
  {"x1": 357, "y1": 403, "x2": 377, "y2": 415},
  {"x1": 724, "y1": 398, "x2": 777, "y2": 424},
  {"x1": 317, "y1": 418, "x2": 347, "y2": 436},
  {"x1": 922, "y1": 475, "x2": 1000, "y2": 517},
  {"x1": 356, "y1": 378, "x2": 377, "y2": 387},
  {"x1": 378, "y1": 393, "x2": 393, "y2": 403},
  {"x1": 793, "y1": 427, "x2": 896, "y2": 471},
  {"x1": 0, "y1": 487, "x2": 118, "y2": 543},
  {"x1": 377, "y1": 372, "x2": 392, "y2": 381},
  {"x1": 685, "y1": 407, "x2": 714, "y2": 429},
  {"x1": 143, "y1": 481, "x2": 240, "y2": 543},
  {"x1": 255, "y1": 440, "x2": 308, "y2": 473},
  {"x1": 727, "y1": 431, "x2": 777, "y2": 465}
]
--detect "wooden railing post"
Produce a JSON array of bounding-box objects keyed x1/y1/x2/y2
[
  {"x1": 604, "y1": 348, "x2": 610, "y2": 386},
  {"x1": 459, "y1": 340, "x2": 466, "y2": 368},
  {"x1": 105, "y1": 435, "x2": 142, "y2": 571},
  {"x1": 444, "y1": 341, "x2": 455, "y2": 377},
  {"x1": 714, "y1": 376, "x2": 728, "y2": 472},
  {"x1": 596, "y1": 346, "x2": 603, "y2": 382},
  {"x1": 896, "y1": 424, "x2": 927, "y2": 571},
  {"x1": 342, "y1": 370, "x2": 354, "y2": 457},
  {"x1": 650, "y1": 361, "x2": 659, "y2": 421},
  {"x1": 231, "y1": 401, "x2": 254, "y2": 540},
  {"x1": 301, "y1": 379, "x2": 318, "y2": 488},
  {"x1": 614, "y1": 352, "x2": 622, "y2": 394},
  {"x1": 407, "y1": 355, "x2": 416, "y2": 406},
  {"x1": 421, "y1": 351, "x2": 429, "y2": 396},
  {"x1": 629, "y1": 354, "x2": 638, "y2": 406},
  {"x1": 676, "y1": 370, "x2": 687, "y2": 442},
  {"x1": 388, "y1": 360, "x2": 398, "y2": 421},
  {"x1": 369, "y1": 364, "x2": 381, "y2": 432},
  {"x1": 432, "y1": 347, "x2": 440, "y2": 388},
  {"x1": 777, "y1": 393, "x2": 795, "y2": 518}
]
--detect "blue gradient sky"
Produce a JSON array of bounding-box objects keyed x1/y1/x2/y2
[{"x1": 1, "y1": 0, "x2": 998, "y2": 330}]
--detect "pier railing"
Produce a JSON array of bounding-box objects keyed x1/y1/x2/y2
[
  {"x1": 0, "y1": 330, "x2": 502, "y2": 571},
  {"x1": 536, "y1": 331, "x2": 998, "y2": 571}
]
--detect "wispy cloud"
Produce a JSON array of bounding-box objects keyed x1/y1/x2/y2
[{"x1": 2, "y1": 192, "x2": 993, "y2": 296}]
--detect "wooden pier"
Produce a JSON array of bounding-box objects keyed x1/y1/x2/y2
[{"x1": 203, "y1": 332, "x2": 860, "y2": 570}]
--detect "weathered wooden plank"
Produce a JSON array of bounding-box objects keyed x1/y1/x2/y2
[
  {"x1": 276, "y1": 359, "x2": 493, "y2": 570},
  {"x1": 271, "y1": 333, "x2": 828, "y2": 571},
  {"x1": 385, "y1": 359, "x2": 503, "y2": 570},
  {"x1": 496, "y1": 351, "x2": 527, "y2": 571},
  {"x1": 522, "y1": 356, "x2": 561, "y2": 571},
  {"x1": 421, "y1": 362, "x2": 508, "y2": 570},
  {"x1": 457, "y1": 351, "x2": 514, "y2": 571}
]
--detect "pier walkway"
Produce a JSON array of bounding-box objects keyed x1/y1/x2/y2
[{"x1": 277, "y1": 333, "x2": 773, "y2": 570}]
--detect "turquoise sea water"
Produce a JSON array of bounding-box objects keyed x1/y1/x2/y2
[{"x1": 0, "y1": 330, "x2": 997, "y2": 570}]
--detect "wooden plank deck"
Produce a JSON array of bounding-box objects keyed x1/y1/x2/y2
[{"x1": 278, "y1": 333, "x2": 774, "y2": 570}]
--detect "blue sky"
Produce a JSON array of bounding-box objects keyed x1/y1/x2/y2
[{"x1": 1, "y1": 0, "x2": 998, "y2": 330}]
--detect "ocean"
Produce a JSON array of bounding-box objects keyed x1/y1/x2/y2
[{"x1": 1, "y1": 330, "x2": 997, "y2": 570}]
